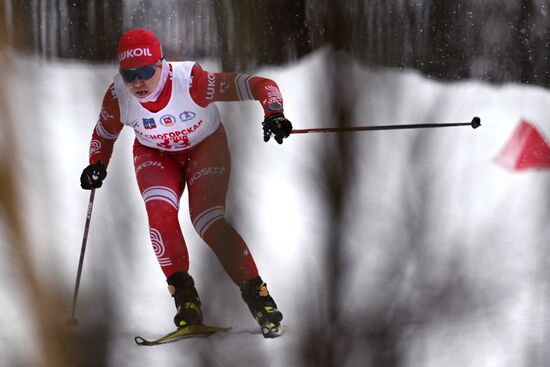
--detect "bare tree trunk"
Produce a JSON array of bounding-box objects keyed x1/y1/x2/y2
[
  {"x1": 65, "y1": 0, "x2": 123, "y2": 60},
  {"x1": 2, "y1": 0, "x2": 122, "y2": 60},
  {"x1": 516, "y1": 0, "x2": 535, "y2": 84},
  {"x1": 213, "y1": 0, "x2": 311, "y2": 71}
]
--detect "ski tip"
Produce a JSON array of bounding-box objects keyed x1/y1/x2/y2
[{"x1": 134, "y1": 336, "x2": 152, "y2": 346}]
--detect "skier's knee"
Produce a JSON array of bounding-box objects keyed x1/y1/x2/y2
[
  {"x1": 146, "y1": 201, "x2": 179, "y2": 224},
  {"x1": 192, "y1": 206, "x2": 225, "y2": 239}
]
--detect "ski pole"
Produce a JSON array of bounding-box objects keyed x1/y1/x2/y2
[
  {"x1": 291, "y1": 116, "x2": 481, "y2": 134},
  {"x1": 67, "y1": 189, "x2": 96, "y2": 326}
]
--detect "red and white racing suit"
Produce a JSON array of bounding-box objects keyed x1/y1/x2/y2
[{"x1": 87, "y1": 61, "x2": 284, "y2": 285}]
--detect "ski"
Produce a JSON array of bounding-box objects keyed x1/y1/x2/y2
[{"x1": 134, "y1": 324, "x2": 232, "y2": 346}]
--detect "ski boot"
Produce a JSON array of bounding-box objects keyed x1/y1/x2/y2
[
  {"x1": 166, "y1": 272, "x2": 203, "y2": 329},
  {"x1": 241, "y1": 276, "x2": 284, "y2": 338}
]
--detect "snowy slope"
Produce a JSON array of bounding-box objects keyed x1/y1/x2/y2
[{"x1": 1, "y1": 48, "x2": 550, "y2": 366}]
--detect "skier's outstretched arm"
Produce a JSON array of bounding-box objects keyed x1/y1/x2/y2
[{"x1": 189, "y1": 64, "x2": 292, "y2": 144}]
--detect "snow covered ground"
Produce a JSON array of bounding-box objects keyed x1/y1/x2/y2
[{"x1": 2, "y1": 48, "x2": 550, "y2": 366}]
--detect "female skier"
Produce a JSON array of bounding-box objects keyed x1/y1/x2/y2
[{"x1": 80, "y1": 28, "x2": 292, "y2": 338}]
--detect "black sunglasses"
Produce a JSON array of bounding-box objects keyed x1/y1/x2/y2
[{"x1": 120, "y1": 64, "x2": 158, "y2": 83}]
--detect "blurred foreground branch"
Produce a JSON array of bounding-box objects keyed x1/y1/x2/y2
[{"x1": 0, "y1": 31, "x2": 113, "y2": 367}]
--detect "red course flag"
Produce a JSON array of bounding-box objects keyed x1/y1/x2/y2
[{"x1": 494, "y1": 119, "x2": 550, "y2": 171}]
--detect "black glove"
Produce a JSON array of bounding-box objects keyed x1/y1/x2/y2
[
  {"x1": 262, "y1": 114, "x2": 293, "y2": 144},
  {"x1": 80, "y1": 162, "x2": 107, "y2": 190}
]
